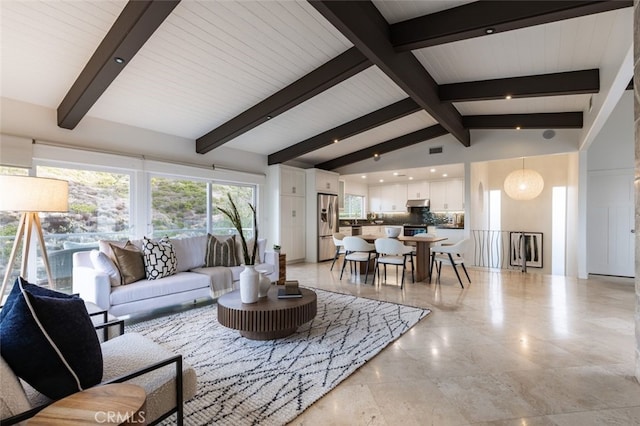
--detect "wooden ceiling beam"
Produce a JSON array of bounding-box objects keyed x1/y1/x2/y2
[
  {"x1": 391, "y1": 0, "x2": 632, "y2": 52},
  {"x1": 462, "y1": 112, "x2": 583, "y2": 129},
  {"x1": 309, "y1": 0, "x2": 470, "y2": 147},
  {"x1": 196, "y1": 47, "x2": 371, "y2": 154},
  {"x1": 57, "y1": 0, "x2": 180, "y2": 129},
  {"x1": 315, "y1": 125, "x2": 448, "y2": 170},
  {"x1": 268, "y1": 98, "x2": 420, "y2": 165},
  {"x1": 440, "y1": 69, "x2": 600, "y2": 102}
]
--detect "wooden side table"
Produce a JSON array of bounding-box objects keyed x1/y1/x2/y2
[
  {"x1": 277, "y1": 252, "x2": 286, "y2": 284},
  {"x1": 28, "y1": 383, "x2": 147, "y2": 425}
]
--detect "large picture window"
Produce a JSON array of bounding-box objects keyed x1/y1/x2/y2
[
  {"x1": 35, "y1": 166, "x2": 131, "y2": 291},
  {"x1": 211, "y1": 183, "x2": 256, "y2": 238},
  {"x1": 150, "y1": 176, "x2": 207, "y2": 238}
]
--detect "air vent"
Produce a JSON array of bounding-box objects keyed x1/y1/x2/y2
[{"x1": 429, "y1": 146, "x2": 443, "y2": 154}]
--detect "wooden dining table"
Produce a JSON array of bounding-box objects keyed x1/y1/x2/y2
[{"x1": 359, "y1": 234, "x2": 448, "y2": 282}]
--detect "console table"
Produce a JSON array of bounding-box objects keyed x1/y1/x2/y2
[{"x1": 217, "y1": 286, "x2": 317, "y2": 340}]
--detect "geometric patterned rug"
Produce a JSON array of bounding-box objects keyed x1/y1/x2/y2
[{"x1": 126, "y1": 288, "x2": 430, "y2": 425}]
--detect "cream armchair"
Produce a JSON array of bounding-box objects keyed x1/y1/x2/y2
[{"x1": 1, "y1": 317, "x2": 197, "y2": 425}]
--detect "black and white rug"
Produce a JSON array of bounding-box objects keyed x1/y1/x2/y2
[{"x1": 126, "y1": 289, "x2": 430, "y2": 425}]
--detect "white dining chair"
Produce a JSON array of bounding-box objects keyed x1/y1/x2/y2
[
  {"x1": 340, "y1": 236, "x2": 376, "y2": 283},
  {"x1": 374, "y1": 238, "x2": 414, "y2": 289},
  {"x1": 429, "y1": 238, "x2": 471, "y2": 288},
  {"x1": 330, "y1": 233, "x2": 346, "y2": 271}
]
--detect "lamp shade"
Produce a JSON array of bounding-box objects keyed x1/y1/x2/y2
[
  {"x1": 503, "y1": 168, "x2": 544, "y2": 201},
  {"x1": 0, "y1": 175, "x2": 68, "y2": 212}
]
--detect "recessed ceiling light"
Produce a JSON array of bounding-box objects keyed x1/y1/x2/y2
[
  {"x1": 505, "y1": 95, "x2": 512, "y2": 100},
  {"x1": 361, "y1": 175, "x2": 367, "y2": 179},
  {"x1": 442, "y1": 173, "x2": 448, "y2": 177},
  {"x1": 485, "y1": 28, "x2": 495, "y2": 34},
  {"x1": 266, "y1": 115, "x2": 272, "y2": 120},
  {"x1": 114, "y1": 57, "x2": 125, "y2": 64},
  {"x1": 379, "y1": 179, "x2": 384, "y2": 183},
  {"x1": 393, "y1": 172, "x2": 399, "y2": 176},
  {"x1": 430, "y1": 168, "x2": 436, "y2": 173},
  {"x1": 516, "y1": 126, "x2": 521, "y2": 130},
  {"x1": 408, "y1": 177, "x2": 414, "y2": 180},
  {"x1": 333, "y1": 139, "x2": 338, "y2": 143}
]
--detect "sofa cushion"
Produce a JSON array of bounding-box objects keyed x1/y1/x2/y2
[
  {"x1": 109, "y1": 272, "x2": 209, "y2": 306},
  {"x1": 90, "y1": 250, "x2": 121, "y2": 287},
  {"x1": 236, "y1": 237, "x2": 267, "y2": 264},
  {"x1": 142, "y1": 237, "x2": 177, "y2": 280},
  {"x1": 171, "y1": 235, "x2": 207, "y2": 272},
  {"x1": 111, "y1": 242, "x2": 146, "y2": 285},
  {"x1": 0, "y1": 277, "x2": 103, "y2": 400},
  {"x1": 0, "y1": 355, "x2": 31, "y2": 419},
  {"x1": 205, "y1": 234, "x2": 239, "y2": 267}
]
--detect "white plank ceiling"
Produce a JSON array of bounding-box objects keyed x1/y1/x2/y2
[{"x1": 0, "y1": 0, "x2": 633, "y2": 172}]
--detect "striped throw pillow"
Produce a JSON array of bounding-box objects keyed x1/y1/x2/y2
[{"x1": 205, "y1": 234, "x2": 239, "y2": 267}]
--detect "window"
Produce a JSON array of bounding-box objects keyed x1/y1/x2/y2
[
  {"x1": 0, "y1": 167, "x2": 29, "y2": 294},
  {"x1": 211, "y1": 183, "x2": 256, "y2": 238},
  {"x1": 35, "y1": 166, "x2": 131, "y2": 291},
  {"x1": 339, "y1": 194, "x2": 364, "y2": 219},
  {"x1": 150, "y1": 176, "x2": 207, "y2": 238}
]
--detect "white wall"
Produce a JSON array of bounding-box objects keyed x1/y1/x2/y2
[
  {"x1": 0, "y1": 98, "x2": 268, "y2": 175},
  {"x1": 343, "y1": 180, "x2": 367, "y2": 197},
  {"x1": 587, "y1": 91, "x2": 634, "y2": 171}
]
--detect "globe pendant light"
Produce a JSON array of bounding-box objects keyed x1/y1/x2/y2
[{"x1": 503, "y1": 158, "x2": 544, "y2": 200}]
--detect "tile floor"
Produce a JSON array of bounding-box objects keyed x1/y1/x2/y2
[{"x1": 284, "y1": 261, "x2": 640, "y2": 425}]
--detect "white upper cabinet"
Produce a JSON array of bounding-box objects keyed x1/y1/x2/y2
[
  {"x1": 368, "y1": 185, "x2": 383, "y2": 212},
  {"x1": 430, "y1": 179, "x2": 464, "y2": 211},
  {"x1": 407, "y1": 181, "x2": 429, "y2": 200},
  {"x1": 280, "y1": 166, "x2": 305, "y2": 196},
  {"x1": 370, "y1": 184, "x2": 408, "y2": 212},
  {"x1": 308, "y1": 169, "x2": 339, "y2": 194}
]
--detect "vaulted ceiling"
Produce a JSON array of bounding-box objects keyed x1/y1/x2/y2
[{"x1": 0, "y1": 0, "x2": 633, "y2": 171}]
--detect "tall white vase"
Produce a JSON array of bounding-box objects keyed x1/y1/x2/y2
[{"x1": 239, "y1": 264, "x2": 260, "y2": 304}]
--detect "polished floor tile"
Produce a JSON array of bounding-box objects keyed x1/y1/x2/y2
[{"x1": 286, "y1": 261, "x2": 640, "y2": 425}]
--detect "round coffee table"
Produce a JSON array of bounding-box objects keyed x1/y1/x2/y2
[{"x1": 217, "y1": 286, "x2": 317, "y2": 340}]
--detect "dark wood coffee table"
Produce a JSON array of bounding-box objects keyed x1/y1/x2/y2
[{"x1": 217, "y1": 286, "x2": 317, "y2": 340}]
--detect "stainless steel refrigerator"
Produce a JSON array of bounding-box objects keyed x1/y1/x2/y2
[{"x1": 317, "y1": 193, "x2": 338, "y2": 262}]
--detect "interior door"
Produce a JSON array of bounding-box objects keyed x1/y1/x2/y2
[{"x1": 587, "y1": 171, "x2": 635, "y2": 277}]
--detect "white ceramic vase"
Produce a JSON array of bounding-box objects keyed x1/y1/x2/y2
[
  {"x1": 239, "y1": 264, "x2": 259, "y2": 304},
  {"x1": 258, "y1": 271, "x2": 271, "y2": 298}
]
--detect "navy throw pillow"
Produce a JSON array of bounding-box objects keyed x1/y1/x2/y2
[{"x1": 0, "y1": 277, "x2": 103, "y2": 399}]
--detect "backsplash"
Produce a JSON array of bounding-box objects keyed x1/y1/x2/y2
[{"x1": 341, "y1": 211, "x2": 463, "y2": 227}]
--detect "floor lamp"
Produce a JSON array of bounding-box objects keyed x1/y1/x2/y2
[{"x1": 0, "y1": 175, "x2": 69, "y2": 299}]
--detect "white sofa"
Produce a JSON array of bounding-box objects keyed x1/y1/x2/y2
[{"x1": 73, "y1": 235, "x2": 278, "y2": 317}]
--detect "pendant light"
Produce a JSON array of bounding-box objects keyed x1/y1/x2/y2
[{"x1": 503, "y1": 158, "x2": 544, "y2": 200}]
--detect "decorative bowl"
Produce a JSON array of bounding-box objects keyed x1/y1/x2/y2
[
  {"x1": 384, "y1": 226, "x2": 402, "y2": 238},
  {"x1": 374, "y1": 220, "x2": 384, "y2": 224}
]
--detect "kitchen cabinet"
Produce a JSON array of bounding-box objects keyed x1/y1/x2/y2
[
  {"x1": 380, "y1": 184, "x2": 407, "y2": 212},
  {"x1": 307, "y1": 168, "x2": 339, "y2": 194},
  {"x1": 338, "y1": 226, "x2": 352, "y2": 236},
  {"x1": 407, "y1": 181, "x2": 429, "y2": 200},
  {"x1": 430, "y1": 179, "x2": 464, "y2": 211},
  {"x1": 267, "y1": 165, "x2": 306, "y2": 262},
  {"x1": 280, "y1": 166, "x2": 305, "y2": 196},
  {"x1": 280, "y1": 195, "x2": 305, "y2": 262},
  {"x1": 368, "y1": 186, "x2": 383, "y2": 212}
]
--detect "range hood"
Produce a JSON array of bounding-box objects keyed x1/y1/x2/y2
[{"x1": 406, "y1": 199, "x2": 430, "y2": 208}]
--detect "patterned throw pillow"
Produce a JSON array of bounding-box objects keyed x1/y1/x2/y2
[
  {"x1": 205, "y1": 234, "x2": 239, "y2": 267},
  {"x1": 142, "y1": 237, "x2": 177, "y2": 280}
]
